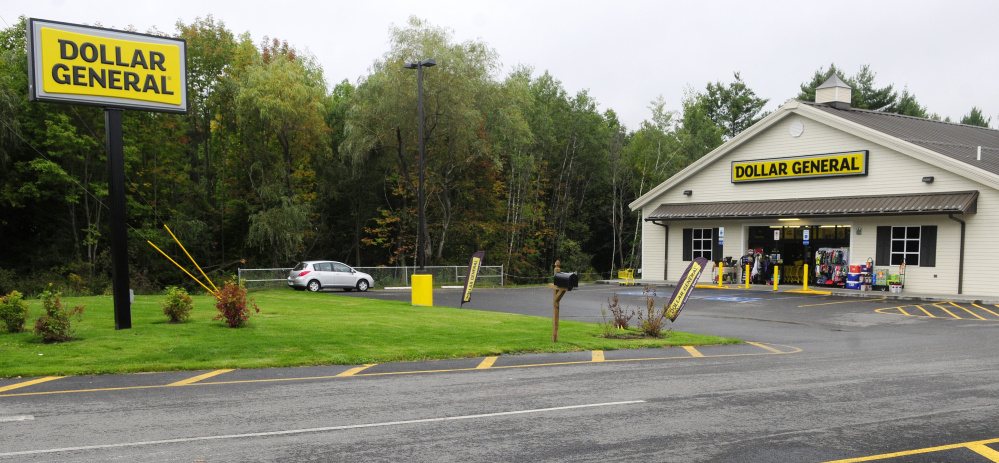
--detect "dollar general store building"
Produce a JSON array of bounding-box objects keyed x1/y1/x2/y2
[{"x1": 629, "y1": 76, "x2": 999, "y2": 296}]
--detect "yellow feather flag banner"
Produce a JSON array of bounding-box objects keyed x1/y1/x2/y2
[
  {"x1": 666, "y1": 257, "x2": 708, "y2": 321},
  {"x1": 461, "y1": 251, "x2": 485, "y2": 306}
]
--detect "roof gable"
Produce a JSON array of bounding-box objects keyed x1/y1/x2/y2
[{"x1": 629, "y1": 100, "x2": 999, "y2": 211}]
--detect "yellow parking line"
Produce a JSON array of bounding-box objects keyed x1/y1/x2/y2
[
  {"x1": 967, "y1": 443, "x2": 999, "y2": 461},
  {"x1": 951, "y1": 302, "x2": 987, "y2": 320},
  {"x1": 336, "y1": 364, "x2": 376, "y2": 377},
  {"x1": 476, "y1": 357, "x2": 497, "y2": 369},
  {"x1": 823, "y1": 437, "x2": 999, "y2": 462},
  {"x1": 974, "y1": 303, "x2": 999, "y2": 318},
  {"x1": 746, "y1": 341, "x2": 784, "y2": 354},
  {"x1": 591, "y1": 350, "x2": 605, "y2": 362},
  {"x1": 897, "y1": 306, "x2": 912, "y2": 316},
  {"x1": 934, "y1": 303, "x2": 961, "y2": 319},
  {"x1": 167, "y1": 369, "x2": 233, "y2": 386},
  {"x1": 0, "y1": 376, "x2": 64, "y2": 393},
  {"x1": 915, "y1": 305, "x2": 937, "y2": 318},
  {"x1": 682, "y1": 346, "x2": 704, "y2": 357}
]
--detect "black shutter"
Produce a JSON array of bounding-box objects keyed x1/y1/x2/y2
[
  {"x1": 920, "y1": 225, "x2": 937, "y2": 267},
  {"x1": 712, "y1": 228, "x2": 723, "y2": 263},
  {"x1": 875, "y1": 226, "x2": 891, "y2": 266},
  {"x1": 682, "y1": 228, "x2": 692, "y2": 261}
]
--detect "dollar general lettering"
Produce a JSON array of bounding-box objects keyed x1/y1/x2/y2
[
  {"x1": 28, "y1": 19, "x2": 187, "y2": 113},
  {"x1": 731, "y1": 151, "x2": 868, "y2": 183}
]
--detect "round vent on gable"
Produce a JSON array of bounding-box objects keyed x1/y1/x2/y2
[{"x1": 789, "y1": 120, "x2": 804, "y2": 137}]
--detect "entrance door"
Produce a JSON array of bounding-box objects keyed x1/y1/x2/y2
[{"x1": 746, "y1": 225, "x2": 851, "y2": 285}]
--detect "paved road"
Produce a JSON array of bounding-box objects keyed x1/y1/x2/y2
[{"x1": 1, "y1": 285, "x2": 998, "y2": 462}]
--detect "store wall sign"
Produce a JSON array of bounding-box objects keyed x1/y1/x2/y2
[
  {"x1": 27, "y1": 18, "x2": 188, "y2": 113},
  {"x1": 731, "y1": 151, "x2": 868, "y2": 183}
]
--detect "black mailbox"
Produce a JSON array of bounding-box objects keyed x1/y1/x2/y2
[{"x1": 553, "y1": 272, "x2": 578, "y2": 290}]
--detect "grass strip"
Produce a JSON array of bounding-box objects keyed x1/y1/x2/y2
[{"x1": 0, "y1": 290, "x2": 740, "y2": 377}]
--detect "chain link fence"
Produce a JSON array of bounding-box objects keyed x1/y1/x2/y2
[{"x1": 238, "y1": 265, "x2": 504, "y2": 291}]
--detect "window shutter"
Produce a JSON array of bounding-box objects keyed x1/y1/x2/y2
[
  {"x1": 712, "y1": 228, "x2": 722, "y2": 263},
  {"x1": 682, "y1": 228, "x2": 692, "y2": 261},
  {"x1": 875, "y1": 226, "x2": 891, "y2": 266},
  {"x1": 920, "y1": 225, "x2": 937, "y2": 267}
]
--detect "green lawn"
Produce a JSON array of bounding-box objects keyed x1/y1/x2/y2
[{"x1": 0, "y1": 290, "x2": 740, "y2": 377}]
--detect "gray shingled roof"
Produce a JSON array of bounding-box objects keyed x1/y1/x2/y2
[{"x1": 803, "y1": 102, "x2": 999, "y2": 176}]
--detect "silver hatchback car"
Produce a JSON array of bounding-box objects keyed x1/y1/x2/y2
[{"x1": 288, "y1": 261, "x2": 373, "y2": 292}]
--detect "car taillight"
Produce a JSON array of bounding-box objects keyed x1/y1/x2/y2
[{"x1": 298, "y1": 270, "x2": 311, "y2": 277}]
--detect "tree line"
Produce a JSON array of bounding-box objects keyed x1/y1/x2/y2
[{"x1": 0, "y1": 16, "x2": 993, "y2": 295}]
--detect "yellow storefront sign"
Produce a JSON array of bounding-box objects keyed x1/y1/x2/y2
[
  {"x1": 731, "y1": 151, "x2": 868, "y2": 183},
  {"x1": 28, "y1": 19, "x2": 187, "y2": 113}
]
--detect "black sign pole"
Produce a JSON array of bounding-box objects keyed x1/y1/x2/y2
[{"x1": 105, "y1": 108, "x2": 131, "y2": 329}]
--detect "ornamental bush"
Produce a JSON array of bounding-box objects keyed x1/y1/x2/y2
[
  {"x1": 161, "y1": 286, "x2": 193, "y2": 323},
  {"x1": 636, "y1": 286, "x2": 672, "y2": 338},
  {"x1": 0, "y1": 290, "x2": 30, "y2": 333},
  {"x1": 34, "y1": 288, "x2": 85, "y2": 343},
  {"x1": 213, "y1": 279, "x2": 258, "y2": 328}
]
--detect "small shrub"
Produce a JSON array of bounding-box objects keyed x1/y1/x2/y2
[
  {"x1": 636, "y1": 286, "x2": 672, "y2": 338},
  {"x1": 605, "y1": 293, "x2": 635, "y2": 329},
  {"x1": 0, "y1": 290, "x2": 31, "y2": 333},
  {"x1": 33, "y1": 287, "x2": 85, "y2": 343},
  {"x1": 213, "y1": 279, "x2": 259, "y2": 328},
  {"x1": 161, "y1": 286, "x2": 194, "y2": 323}
]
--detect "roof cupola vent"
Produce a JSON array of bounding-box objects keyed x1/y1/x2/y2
[{"x1": 815, "y1": 74, "x2": 852, "y2": 109}]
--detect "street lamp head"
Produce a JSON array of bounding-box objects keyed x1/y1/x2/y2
[
  {"x1": 403, "y1": 62, "x2": 418, "y2": 69},
  {"x1": 420, "y1": 58, "x2": 437, "y2": 67}
]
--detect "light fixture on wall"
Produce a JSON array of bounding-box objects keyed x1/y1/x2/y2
[
  {"x1": 922, "y1": 176, "x2": 934, "y2": 183},
  {"x1": 683, "y1": 190, "x2": 692, "y2": 196}
]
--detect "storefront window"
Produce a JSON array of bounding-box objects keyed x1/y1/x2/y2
[
  {"x1": 692, "y1": 228, "x2": 713, "y2": 260},
  {"x1": 890, "y1": 226, "x2": 920, "y2": 266}
]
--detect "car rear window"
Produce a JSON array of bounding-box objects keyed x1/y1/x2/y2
[{"x1": 293, "y1": 262, "x2": 308, "y2": 271}]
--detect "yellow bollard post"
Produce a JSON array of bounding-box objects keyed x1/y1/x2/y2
[
  {"x1": 774, "y1": 265, "x2": 779, "y2": 291},
  {"x1": 802, "y1": 264, "x2": 809, "y2": 292},
  {"x1": 412, "y1": 274, "x2": 433, "y2": 306},
  {"x1": 718, "y1": 262, "x2": 724, "y2": 287},
  {"x1": 745, "y1": 264, "x2": 750, "y2": 289}
]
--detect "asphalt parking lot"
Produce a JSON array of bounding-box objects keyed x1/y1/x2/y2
[{"x1": 3, "y1": 283, "x2": 998, "y2": 462}]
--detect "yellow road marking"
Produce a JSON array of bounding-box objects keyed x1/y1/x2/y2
[
  {"x1": 933, "y1": 303, "x2": 961, "y2": 319},
  {"x1": 915, "y1": 305, "x2": 938, "y2": 318},
  {"x1": 951, "y1": 302, "x2": 987, "y2": 320},
  {"x1": 897, "y1": 306, "x2": 912, "y2": 316},
  {"x1": 336, "y1": 364, "x2": 376, "y2": 377},
  {"x1": 823, "y1": 437, "x2": 999, "y2": 462},
  {"x1": 974, "y1": 303, "x2": 999, "y2": 318},
  {"x1": 476, "y1": 357, "x2": 497, "y2": 369},
  {"x1": 591, "y1": 350, "x2": 605, "y2": 362},
  {"x1": 967, "y1": 443, "x2": 999, "y2": 461},
  {"x1": 1, "y1": 345, "x2": 802, "y2": 398},
  {"x1": 0, "y1": 376, "x2": 64, "y2": 393},
  {"x1": 682, "y1": 346, "x2": 704, "y2": 357},
  {"x1": 747, "y1": 341, "x2": 785, "y2": 354},
  {"x1": 167, "y1": 369, "x2": 233, "y2": 386},
  {"x1": 798, "y1": 300, "x2": 852, "y2": 307}
]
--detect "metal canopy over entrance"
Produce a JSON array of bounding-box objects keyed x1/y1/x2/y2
[{"x1": 645, "y1": 190, "x2": 978, "y2": 223}]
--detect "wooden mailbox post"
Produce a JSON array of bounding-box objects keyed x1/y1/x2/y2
[{"x1": 547, "y1": 260, "x2": 578, "y2": 342}]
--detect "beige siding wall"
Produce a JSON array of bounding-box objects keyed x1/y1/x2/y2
[{"x1": 640, "y1": 114, "x2": 999, "y2": 296}]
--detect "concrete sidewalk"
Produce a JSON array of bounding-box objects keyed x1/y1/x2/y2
[{"x1": 595, "y1": 279, "x2": 999, "y2": 305}]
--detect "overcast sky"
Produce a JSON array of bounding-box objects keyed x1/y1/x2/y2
[{"x1": 4, "y1": 0, "x2": 997, "y2": 130}]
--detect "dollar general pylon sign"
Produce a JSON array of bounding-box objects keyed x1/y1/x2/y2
[{"x1": 27, "y1": 18, "x2": 188, "y2": 113}]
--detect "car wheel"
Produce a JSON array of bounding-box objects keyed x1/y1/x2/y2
[
  {"x1": 307, "y1": 280, "x2": 321, "y2": 292},
  {"x1": 356, "y1": 279, "x2": 369, "y2": 292}
]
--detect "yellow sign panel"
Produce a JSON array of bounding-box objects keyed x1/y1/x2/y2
[
  {"x1": 731, "y1": 151, "x2": 868, "y2": 183},
  {"x1": 28, "y1": 19, "x2": 187, "y2": 113}
]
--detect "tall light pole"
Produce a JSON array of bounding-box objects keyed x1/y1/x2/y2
[{"x1": 404, "y1": 58, "x2": 436, "y2": 272}]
